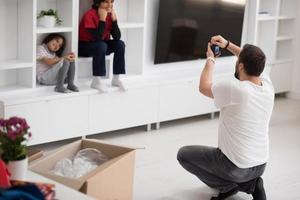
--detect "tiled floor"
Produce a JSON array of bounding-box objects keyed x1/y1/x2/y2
[{"x1": 36, "y1": 97, "x2": 300, "y2": 200}]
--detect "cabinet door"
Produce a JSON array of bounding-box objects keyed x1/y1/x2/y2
[
  {"x1": 270, "y1": 63, "x2": 292, "y2": 93},
  {"x1": 89, "y1": 86, "x2": 159, "y2": 134},
  {"x1": 5, "y1": 102, "x2": 49, "y2": 145},
  {"x1": 159, "y1": 78, "x2": 216, "y2": 122},
  {"x1": 47, "y1": 96, "x2": 89, "y2": 141}
]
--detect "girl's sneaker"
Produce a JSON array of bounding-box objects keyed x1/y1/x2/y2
[
  {"x1": 55, "y1": 86, "x2": 70, "y2": 93},
  {"x1": 67, "y1": 84, "x2": 79, "y2": 92}
]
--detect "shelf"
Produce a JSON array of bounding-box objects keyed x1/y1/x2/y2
[
  {"x1": 78, "y1": 56, "x2": 112, "y2": 63},
  {"x1": 258, "y1": 15, "x2": 277, "y2": 21},
  {"x1": 36, "y1": 26, "x2": 73, "y2": 34},
  {"x1": 278, "y1": 16, "x2": 296, "y2": 20},
  {"x1": 118, "y1": 22, "x2": 144, "y2": 29},
  {"x1": 0, "y1": 60, "x2": 33, "y2": 70},
  {"x1": 272, "y1": 59, "x2": 293, "y2": 65},
  {"x1": 276, "y1": 36, "x2": 293, "y2": 41},
  {"x1": 0, "y1": 85, "x2": 32, "y2": 94}
]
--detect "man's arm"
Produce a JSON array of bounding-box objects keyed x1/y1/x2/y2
[
  {"x1": 211, "y1": 35, "x2": 241, "y2": 57},
  {"x1": 199, "y1": 43, "x2": 215, "y2": 99}
]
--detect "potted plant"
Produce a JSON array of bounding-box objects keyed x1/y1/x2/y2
[
  {"x1": 0, "y1": 117, "x2": 32, "y2": 180},
  {"x1": 37, "y1": 9, "x2": 62, "y2": 28}
]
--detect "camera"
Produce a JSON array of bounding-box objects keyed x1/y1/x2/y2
[{"x1": 211, "y1": 44, "x2": 221, "y2": 57}]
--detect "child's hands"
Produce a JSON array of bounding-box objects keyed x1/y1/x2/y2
[
  {"x1": 111, "y1": 9, "x2": 117, "y2": 22},
  {"x1": 107, "y1": 3, "x2": 113, "y2": 13},
  {"x1": 64, "y1": 52, "x2": 76, "y2": 62},
  {"x1": 98, "y1": 8, "x2": 108, "y2": 21}
]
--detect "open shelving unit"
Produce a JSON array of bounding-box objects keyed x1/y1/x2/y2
[
  {"x1": 0, "y1": 0, "x2": 35, "y2": 93},
  {"x1": 251, "y1": 0, "x2": 299, "y2": 93},
  {"x1": 36, "y1": 0, "x2": 76, "y2": 60},
  {"x1": 77, "y1": 0, "x2": 147, "y2": 83}
]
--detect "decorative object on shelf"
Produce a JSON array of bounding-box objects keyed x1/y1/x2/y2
[
  {"x1": 0, "y1": 117, "x2": 32, "y2": 180},
  {"x1": 37, "y1": 9, "x2": 62, "y2": 28}
]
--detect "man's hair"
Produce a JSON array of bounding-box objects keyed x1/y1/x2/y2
[
  {"x1": 238, "y1": 44, "x2": 266, "y2": 77},
  {"x1": 42, "y1": 33, "x2": 66, "y2": 57}
]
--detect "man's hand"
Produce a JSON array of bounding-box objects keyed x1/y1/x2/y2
[
  {"x1": 211, "y1": 35, "x2": 241, "y2": 56},
  {"x1": 111, "y1": 9, "x2": 117, "y2": 22},
  {"x1": 211, "y1": 35, "x2": 228, "y2": 48},
  {"x1": 207, "y1": 42, "x2": 215, "y2": 59},
  {"x1": 98, "y1": 8, "x2": 108, "y2": 21}
]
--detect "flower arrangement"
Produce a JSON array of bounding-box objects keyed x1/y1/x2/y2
[
  {"x1": 0, "y1": 117, "x2": 32, "y2": 163},
  {"x1": 37, "y1": 9, "x2": 62, "y2": 25}
]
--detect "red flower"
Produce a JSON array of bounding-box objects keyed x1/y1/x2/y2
[{"x1": 0, "y1": 117, "x2": 32, "y2": 162}]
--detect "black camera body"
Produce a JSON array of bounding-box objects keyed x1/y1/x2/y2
[{"x1": 211, "y1": 44, "x2": 221, "y2": 57}]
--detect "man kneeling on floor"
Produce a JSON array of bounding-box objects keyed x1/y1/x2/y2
[{"x1": 177, "y1": 35, "x2": 274, "y2": 200}]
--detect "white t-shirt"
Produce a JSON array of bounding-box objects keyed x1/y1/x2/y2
[{"x1": 211, "y1": 73, "x2": 274, "y2": 168}]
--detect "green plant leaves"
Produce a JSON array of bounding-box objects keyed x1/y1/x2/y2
[{"x1": 37, "y1": 9, "x2": 62, "y2": 25}]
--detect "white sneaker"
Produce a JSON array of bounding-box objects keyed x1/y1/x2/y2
[
  {"x1": 91, "y1": 77, "x2": 108, "y2": 93},
  {"x1": 112, "y1": 78, "x2": 127, "y2": 91}
]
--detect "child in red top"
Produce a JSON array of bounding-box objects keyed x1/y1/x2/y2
[{"x1": 79, "y1": 0, "x2": 126, "y2": 92}]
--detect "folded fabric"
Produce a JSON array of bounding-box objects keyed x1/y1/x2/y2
[
  {"x1": 0, "y1": 160, "x2": 10, "y2": 188},
  {"x1": 0, "y1": 184, "x2": 44, "y2": 200}
]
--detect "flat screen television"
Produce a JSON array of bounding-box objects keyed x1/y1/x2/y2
[{"x1": 154, "y1": 0, "x2": 246, "y2": 64}]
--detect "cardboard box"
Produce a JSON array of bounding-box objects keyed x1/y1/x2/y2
[
  {"x1": 29, "y1": 139, "x2": 136, "y2": 200},
  {"x1": 27, "y1": 148, "x2": 44, "y2": 163}
]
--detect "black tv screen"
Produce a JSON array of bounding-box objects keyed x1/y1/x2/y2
[{"x1": 154, "y1": 0, "x2": 246, "y2": 64}]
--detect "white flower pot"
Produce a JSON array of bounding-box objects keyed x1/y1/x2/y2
[
  {"x1": 7, "y1": 157, "x2": 28, "y2": 180},
  {"x1": 38, "y1": 15, "x2": 56, "y2": 28}
]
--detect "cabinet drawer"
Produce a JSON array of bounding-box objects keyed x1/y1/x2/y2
[
  {"x1": 5, "y1": 101, "x2": 48, "y2": 145},
  {"x1": 47, "y1": 96, "x2": 89, "y2": 141},
  {"x1": 270, "y1": 63, "x2": 292, "y2": 93},
  {"x1": 4, "y1": 96, "x2": 89, "y2": 145},
  {"x1": 89, "y1": 86, "x2": 159, "y2": 134},
  {"x1": 159, "y1": 79, "x2": 216, "y2": 122}
]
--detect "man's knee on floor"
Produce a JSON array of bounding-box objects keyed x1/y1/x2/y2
[{"x1": 177, "y1": 146, "x2": 191, "y2": 163}]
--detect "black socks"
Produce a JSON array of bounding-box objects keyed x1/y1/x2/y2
[{"x1": 252, "y1": 177, "x2": 266, "y2": 200}]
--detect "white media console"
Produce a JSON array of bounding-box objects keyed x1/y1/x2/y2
[{"x1": 0, "y1": 0, "x2": 298, "y2": 145}]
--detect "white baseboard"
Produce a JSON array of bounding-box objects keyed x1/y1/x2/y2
[{"x1": 288, "y1": 91, "x2": 300, "y2": 100}]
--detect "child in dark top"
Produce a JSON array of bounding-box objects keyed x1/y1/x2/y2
[{"x1": 79, "y1": 0, "x2": 126, "y2": 92}]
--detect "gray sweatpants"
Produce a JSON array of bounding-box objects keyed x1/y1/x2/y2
[
  {"x1": 38, "y1": 60, "x2": 75, "y2": 85},
  {"x1": 177, "y1": 145, "x2": 266, "y2": 194}
]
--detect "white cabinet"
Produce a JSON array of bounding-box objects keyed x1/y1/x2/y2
[
  {"x1": 4, "y1": 101, "x2": 48, "y2": 145},
  {"x1": 3, "y1": 96, "x2": 89, "y2": 145},
  {"x1": 0, "y1": 0, "x2": 35, "y2": 93},
  {"x1": 77, "y1": 0, "x2": 147, "y2": 82},
  {"x1": 270, "y1": 62, "x2": 293, "y2": 93},
  {"x1": 47, "y1": 96, "x2": 89, "y2": 142},
  {"x1": 159, "y1": 78, "x2": 216, "y2": 122},
  {"x1": 36, "y1": 0, "x2": 77, "y2": 65},
  {"x1": 89, "y1": 85, "x2": 158, "y2": 134},
  {"x1": 248, "y1": 0, "x2": 299, "y2": 93}
]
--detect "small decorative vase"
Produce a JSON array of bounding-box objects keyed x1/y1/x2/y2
[
  {"x1": 7, "y1": 157, "x2": 28, "y2": 180},
  {"x1": 38, "y1": 15, "x2": 56, "y2": 28}
]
